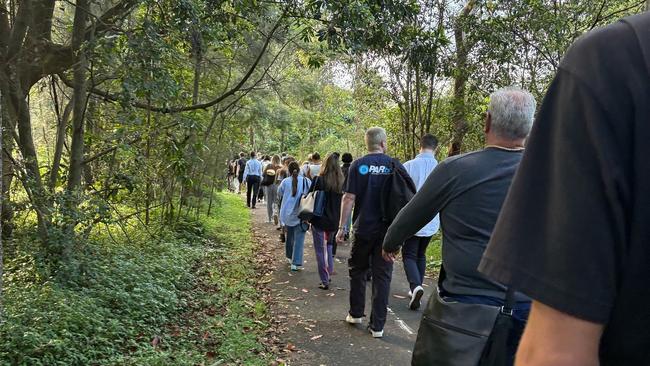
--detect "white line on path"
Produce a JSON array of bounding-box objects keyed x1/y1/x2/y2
[{"x1": 387, "y1": 307, "x2": 415, "y2": 335}]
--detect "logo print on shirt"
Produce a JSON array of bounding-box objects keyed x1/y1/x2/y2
[
  {"x1": 359, "y1": 165, "x2": 370, "y2": 175},
  {"x1": 368, "y1": 165, "x2": 391, "y2": 174}
]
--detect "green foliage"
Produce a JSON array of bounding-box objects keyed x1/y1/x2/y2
[
  {"x1": 426, "y1": 233, "x2": 442, "y2": 274},
  {"x1": 0, "y1": 193, "x2": 269, "y2": 365}
]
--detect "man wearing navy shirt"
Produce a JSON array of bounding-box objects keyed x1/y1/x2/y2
[{"x1": 336, "y1": 127, "x2": 409, "y2": 338}]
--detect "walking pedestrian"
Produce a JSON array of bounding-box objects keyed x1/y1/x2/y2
[
  {"x1": 336, "y1": 127, "x2": 408, "y2": 338},
  {"x1": 278, "y1": 161, "x2": 312, "y2": 271},
  {"x1": 307, "y1": 153, "x2": 343, "y2": 290},
  {"x1": 401, "y1": 134, "x2": 440, "y2": 310},
  {"x1": 262, "y1": 155, "x2": 282, "y2": 223},
  {"x1": 276, "y1": 156, "x2": 293, "y2": 242},
  {"x1": 340, "y1": 152, "x2": 354, "y2": 243},
  {"x1": 383, "y1": 87, "x2": 536, "y2": 365},
  {"x1": 300, "y1": 154, "x2": 312, "y2": 177},
  {"x1": 226, "y1": 156, "x2": 237, "y2": 192},
  {"x1": 243, "y1": 151, "x2": 263, "y2": 209},
  {"x1": 236, "y1": 152, "x2": 246, "y2": 194},
  {"x1": 478, "y1": 14, "x2": 650, "y2": 365},
  {"x1": 307, "y1": 152, "x2": 322, "y2": 178}
]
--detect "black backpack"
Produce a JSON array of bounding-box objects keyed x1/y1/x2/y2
[{"x1": 380, "y1": 159, "x2": 417, "y2": 224}]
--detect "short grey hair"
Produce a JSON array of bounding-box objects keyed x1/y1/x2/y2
[
  {"x1": 365, "y1": 127, "x2": 387, "y2": 151},
  {"x1": 489, "y1": 87, "x2": 536, "y2": 140}
]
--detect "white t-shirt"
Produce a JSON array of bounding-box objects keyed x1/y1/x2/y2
[{"x1": 309, "y1": 163, "x2": 321, "y2": 178}]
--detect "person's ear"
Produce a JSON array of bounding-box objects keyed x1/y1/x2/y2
[{"x1": 485, "y1": 111, "x2": 492, "y2": 134}]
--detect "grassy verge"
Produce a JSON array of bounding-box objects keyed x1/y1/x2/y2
[
  {"x1": 0, "y1": 192, "x2": 270, "y2": 365},
  {"x1": 426, "y1": 233, "x2": 442, "y2": 275}
]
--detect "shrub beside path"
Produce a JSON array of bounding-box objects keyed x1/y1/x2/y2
[{"x1": 251, "y1": 200, "x2": 435, "y2": 366}]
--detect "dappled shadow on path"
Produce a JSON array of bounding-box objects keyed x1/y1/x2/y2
[{"x1": 250, "y1": 199, "x2": 434, "y2": 366}]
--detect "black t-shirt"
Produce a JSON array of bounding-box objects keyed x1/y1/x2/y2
[
  {"x1": 308, "y1": 177, "x2": 342, "y2": 232},
  {"x1": 344, "y1": 153, "x2": 407, "y2": 237},
  {"x1": 237, "y1": 158, "x2": 246, "y2": 176},
  {"x1": 478, "y1": 14, "x2": 650, "y2": 364}
]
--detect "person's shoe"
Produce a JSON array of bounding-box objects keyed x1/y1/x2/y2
[
  {"x1": 409, "y1": 286, "x2": 424, "y2": 310},
  {"x1": 346, "y1": 314, "x2": 363, "y2": 324},
  {"x1": 368, "y1": 327, "x2": 384, "y2": 338},
  {"x1": 408, "y1": 290, "x2": 413, "y2": 297},
  {"x1": 290, "y1": 264, "x2": 299, "y2": 271},
  {"x1": 318, "y1": 283, "x2": 329, "y2": 290}
]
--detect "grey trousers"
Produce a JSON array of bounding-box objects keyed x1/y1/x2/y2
[{"x1": 265, "y1": 183, "x2": 278, "y2": 222}]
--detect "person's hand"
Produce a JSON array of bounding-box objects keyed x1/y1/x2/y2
[
  {"x1": 382, "y1": 249, "x2": 398, "y2": 263},
  {"x1": 336, "y1": 229, "x2": 346, "y2": 245}
]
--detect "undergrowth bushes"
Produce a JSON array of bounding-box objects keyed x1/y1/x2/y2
[{"x1": 0, "y1": 193, "x2": 269, "y2": 365}]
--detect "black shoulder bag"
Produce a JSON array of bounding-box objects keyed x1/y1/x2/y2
[{"x1": 412, "y1": 266, "x2": 517, "y2": 366}]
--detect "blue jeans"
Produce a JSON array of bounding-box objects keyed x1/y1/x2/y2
[
  {"x1": 286, "y1": 224, "x2": 307, "y2": 266},
  {"x1": 402, "y1": 236, "x2": 432, "y2": 291},
  {"x1": 442, "y1": 293, "x2": 531, "y2": 366}
]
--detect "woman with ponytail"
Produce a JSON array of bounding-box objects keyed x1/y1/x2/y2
[{"x1": 277, "y1": 161, "x2": 312, "y2": 271}]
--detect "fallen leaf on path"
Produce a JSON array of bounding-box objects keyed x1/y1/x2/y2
[
  {"x1": 393, "y1": 294, "x2": 407, "y2": 299},
  {"x1": 304, "y1": 327, "x2": 312, "y2": 332},
  {"x1": 275, "y1": 280, "x2": 290, "y2": 285},
  {"x1": 310, "y1": 335, "x2": 323, "y2": 340},
  {"x1": 301, "y1": 288, "x2": 309, "y2": 293},
  {"x1": 151, "y1": 335, "x2": 161, "y2": 347},
  {"x1": 285, "y1": 343, "x2": 297, "y2": 352},
  {"x1": 326, "y1": 293, "x2": 335, "y2": 297}
]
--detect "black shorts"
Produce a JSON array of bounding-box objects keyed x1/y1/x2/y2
[{"x1": 237, "y1": 174, "x2": 244, "y2": 183}]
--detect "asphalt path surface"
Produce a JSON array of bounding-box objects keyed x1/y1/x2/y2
[{"x1": 251, "y1": 200, "x2": 435, "y2": 366}]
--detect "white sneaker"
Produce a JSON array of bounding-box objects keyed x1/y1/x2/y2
[
  {"x1": 369, "y1": 327, "x2": 384, "y2": 338},
  {"x1": 409, "y1": 286, "x2": 424, "y2": 310},
  {"x1": 346, "y1": 314, "x2": 363, "y2": 324}
]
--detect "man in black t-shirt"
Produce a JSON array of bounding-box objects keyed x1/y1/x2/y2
[
  {"x1": 336, "y1": 127, "x2": 409, "y2": 338},
  {"x1": 479, "y1": 13, "x2": 650, "y2": 365},
  {"x1": 236, "y1": 152, "x2": 246, "y2": 194}
]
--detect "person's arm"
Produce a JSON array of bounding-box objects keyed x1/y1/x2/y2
[
  {"x1": 335, "y1": 192, "x2": 355, "y2": 244},
  {"x1": 515, "y1": 301, "x2": 603, "y2": 366},
  {"x1": 382, "y1": 161, "x2": 456, "y2": 254},
  {"x1": 242, "y1": 161, "x2": 250, "y2": 181},
  {"x1": 277, "y1": 179, "x2": 285, "y2": 197}
]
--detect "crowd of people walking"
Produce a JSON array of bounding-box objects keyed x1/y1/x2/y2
[{"x1": 223, "y1": 13, "x2": 650, "y2": 365}]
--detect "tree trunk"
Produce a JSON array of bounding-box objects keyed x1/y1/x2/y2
[
  {"x1": 1, "y1": 96, "x2": 14, "y2": 240},
  {"x1": 49, "y1": 90, "x2": 72, "y2": 190},
  {"x1": 0, "y1": 88, "x2": 4, "y2": 321},
  {"x1": 1, "y1": 72, "x2": 51, "y2": 241},
  {"x1": 66, "y1": 0, "x2": 89, "y2": 193},
  {"x1": 449, "y1": 1, "x2": 475, "y2": 157}
]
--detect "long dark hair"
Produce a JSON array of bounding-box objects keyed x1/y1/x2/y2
[
  {"x1": 288, "y1": 161, "x2": 300, "y2": 197},
  {"x1": 320, "y1": 153, "x2": 344, "y2": 193}
]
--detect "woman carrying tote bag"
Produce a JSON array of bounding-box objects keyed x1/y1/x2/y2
[{"x1": 306, "y1": 154, "x2": 343, "y2": 290}]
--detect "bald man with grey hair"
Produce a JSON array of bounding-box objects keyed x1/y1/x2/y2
[{"x1": 383, "y1": 87, "x2": 536, "y2": 365}]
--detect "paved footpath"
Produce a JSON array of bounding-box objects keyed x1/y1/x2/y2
[{"x1": 250, "y1": 200, "x2": 434, "y2": 366}]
